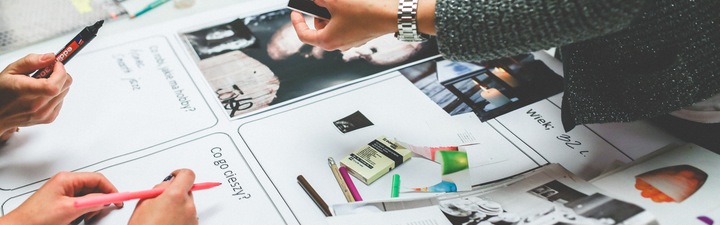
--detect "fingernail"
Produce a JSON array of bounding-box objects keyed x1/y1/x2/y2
[
  {"x1": 162, "y1": 174, "x2": 174, "y2": 182},
  {"x1": 41, "y1": 53, "x2": 55, "y2": 62}
]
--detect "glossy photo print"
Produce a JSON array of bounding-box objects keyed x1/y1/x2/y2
[
  {"x1": 398, "y1": 54, "x2": 563, "y2": 121},
  {"x1": 436, "y1": 180, "x2": 653, "y2": 225},
  {"x1": 181, "y1": 9, "x2": 439, "y2": 119}
]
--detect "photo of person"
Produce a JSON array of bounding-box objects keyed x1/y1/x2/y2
[
  {"x1": 398, "y1": 54, "x2": 564, "y2": 121},
  {"x1": 181, "y1": 9, "x2": 439, "y2": 118},
  {"x1": 184, "y1": 18, "x2": 259, "y2": 60}
]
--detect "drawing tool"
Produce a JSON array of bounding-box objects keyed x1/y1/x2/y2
[
  {"x1": 339, "y1": 166, "x2": 362, "y2": 201},
  {"x1": 329, "y1": 157, "x2": 354, "y2": 202},
  {"x1": 74, "y1": 182, "x2": 221, "y2": 208},
  {"x1": 32, "y1": 20, "x2": 104, "y2": 78},
  {"x1": 297, "y1": 175, "x2": 332, "y2": 217},
  {"x1": 391, "y1": 174, "x2": 400, "y2": 198},
  {"x1": 131, "y1": 0, "x2": 171, "y2": 19}
]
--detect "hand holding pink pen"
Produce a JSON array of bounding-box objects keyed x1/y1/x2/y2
[{"x1": 74, "y1": 182, "x2": 221, "y2": 208}]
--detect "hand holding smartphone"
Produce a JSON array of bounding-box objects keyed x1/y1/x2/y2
[{"x1": 287, "y1": 0, "x2": 331, "y2": 20}]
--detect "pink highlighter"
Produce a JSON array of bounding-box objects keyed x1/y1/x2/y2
[
  {"x1": 339, "y1": 166, "x2": 363, "y2": 201},
  {"x1": 74, "y1": 182, "x2": 221, "y2": 208}
]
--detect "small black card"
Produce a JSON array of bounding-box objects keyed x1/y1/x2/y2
[{"x1": 334, "y1": 111, "x2": 373, "y2": 133}]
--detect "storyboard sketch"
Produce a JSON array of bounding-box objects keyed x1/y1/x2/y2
[{"x1": 0, "y1": 1, "x2": 682, "y2": 225}]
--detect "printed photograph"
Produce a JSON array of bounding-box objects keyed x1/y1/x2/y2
[
  {"x1": 398, "y1": 54, "x2": 564, "y2": 121},
  {"x1": 634, "y1": 165, "x2": 707, "y2": 203},
  {"x1": 180, "y1": 9, "x2": 439, "y2": 118},
  {"x1": 436, "y1": 180, "x2": 655, "y2": 225}
]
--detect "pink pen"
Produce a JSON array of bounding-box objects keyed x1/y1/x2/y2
[
  {"x1": 339, "y1": 166, "x2": 362, "y2": 201},
  {"x1": 74, "y1": 182, "x2": 221, "y2": 208}
]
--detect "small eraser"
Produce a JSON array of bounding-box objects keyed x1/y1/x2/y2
[{"x1": 340, "y1": 136, "x2": 412, "y2": 185}]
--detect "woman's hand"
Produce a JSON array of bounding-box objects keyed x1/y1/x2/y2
[
  {"x1": 0, "y1": 172, "x2": 122, "y2": 225},
  {"x1": 290, "y1": 0, "x2": 436, "y2": 51},
  {"x1": 291, "y1": 0, "x2": 399, "y2": 51},
  {"x1": 128, "y1": 169, "x2": 198, "y2": 225},
  {"x1": 0, "y1": 53, "x2": 73, "y2": 143}
]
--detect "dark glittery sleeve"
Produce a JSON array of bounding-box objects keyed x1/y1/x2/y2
[{"x1": 435, "y1": 0, "x2": 645, "y2": 61}]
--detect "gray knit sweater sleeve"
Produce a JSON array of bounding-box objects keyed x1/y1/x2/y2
[{"x1": 435, "y1": 0, "x2": 645, "y2": 61}]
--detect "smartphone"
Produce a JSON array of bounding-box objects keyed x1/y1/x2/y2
[{"x1": 287, "y1": 0, "x2": 331, "y2": 20}]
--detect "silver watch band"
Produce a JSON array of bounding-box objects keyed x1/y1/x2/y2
[{"x1": 396, "y1": 0, "x2": 428, "y2": 42}]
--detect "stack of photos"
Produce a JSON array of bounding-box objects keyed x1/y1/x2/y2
[
  {"x1": 181, "y1": 8, "x2": 562, "y2": 121},
  {"x1": 332, "y1": 164, "x2": 657, "y2": 225}
]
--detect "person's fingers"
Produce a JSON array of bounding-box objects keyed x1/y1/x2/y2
[
  {"x1": 0, "y1": 127, "x2": 17, "y2": 143},
  {"x1": 73, "y1": 192, "x2": 116, "y2": 213},
  {"x1": 63, "y1": 172, "x2": 123, "y2": 208},
  {"x1": 152, "y1": 179, "x2": 172, "y2": 189},
  {"x1": 46, "y1": 98, "x2": 65, "y2": 124},
  {"x1": 313, "y1": 0, "x2": 328, "y2": 8},
  {"x1": 47, "y1": 62, "x2": 71, "y2": 93},
  {"x1": 291, "y1": 11, "x2": 322, "y2": 46},
  {"x1": 4, "y1": 53, "x2": 56, "y2": 75},
  {"x1": 82, "y1": 207, "x2": 103, "y2": 223},
  {"x1": 165, "y1": 169, "x2": 196, "y2": 195},
  {"x1": 71, "y1": 216, "x2": 84, "y2": 225},
  {"x1": 84, "y1": 213, "x2": 99, "y2": 225},
  {"x1": 314, "y1": 18, "x2": 328, "y2": 30},
  {"x1": 24, "y1": 87, "x2": 67, "y2": 126},
  {"x1": 63, "y1": 72, "x2": 74, "y2": 92},
  {"x1": 11, "y1": 66, "x2": 65, "y2": 97}
]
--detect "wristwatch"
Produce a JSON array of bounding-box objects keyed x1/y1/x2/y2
[{"x1": 395, "y1": 0, "x2": 430, "y2": 42}]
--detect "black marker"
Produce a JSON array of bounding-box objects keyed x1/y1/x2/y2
[{"x1": 32, "y1": 20, "x2": 104, "y2": 78}]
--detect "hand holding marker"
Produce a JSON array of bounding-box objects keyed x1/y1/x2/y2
[{"x1": 32, "y1": 20, "x2": 103, "y2": 78}]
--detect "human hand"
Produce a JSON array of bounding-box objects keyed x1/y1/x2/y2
[
  {"x1": 342, "y1": 33, "x2": 424, "y2": 65},
  {"x1": 291, "y1": 0, "x2": 437, "y2": 51},
  {"x1": 0, "y1": 172, "x2": 123, "y2": 225},
  {"x1": 0, "y1": 127, "x2": 18, "y2": 144},
  {"x1": 0, "y1": 53, "x2": 73, "y2": 142},
  {"x1": 267, "y1": 21, "x2": 326, "y2": 60},
  {"x1": 290, "y1": 0, "x2": 399, "y2": 51},
  {"x1": 128, "y1": 169, "x2": 198, "y2": 225}
]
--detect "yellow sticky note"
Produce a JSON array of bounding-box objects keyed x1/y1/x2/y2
[{"x1": 71, "y1": 0, "x2": 94, "y2": 13}]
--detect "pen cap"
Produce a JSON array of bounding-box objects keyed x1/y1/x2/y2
[{"x1": 392, "y1": 174, "x2": 400, "y2": 188}]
